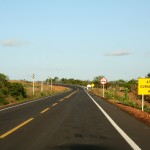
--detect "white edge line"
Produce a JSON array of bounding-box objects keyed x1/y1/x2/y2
[
  {"x1": 0, "y1": 95, "x2": 54, "y2": 112},
  {"x1": 0, "y1": 90, "x2": 71, "y2": 112},
  {"x1": 85, "y1": 90, "x2": 141, "y2": 150}
]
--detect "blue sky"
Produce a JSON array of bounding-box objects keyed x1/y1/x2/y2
[{"x1": 0, "y1": 0, "x2": 150, "y2": 81}]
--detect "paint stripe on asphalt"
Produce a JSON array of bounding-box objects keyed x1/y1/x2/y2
[
  {"x1": 52, "y1": 103, "x2": 58, "y2": 107},
  {"x1": 40, "y1": 108, "x2": 50, "y2": 114},
  {"x1": 59, "y1": 99, "x2": 64, "y2": 102},
  {"x1": 0, "y1": 95, "x2": 54, "y2": 112},
  {"x1": 0, "y1": 118, "x2": 34, "y2": 139},
  {"x1": 64, "y1": 89, "x2": 79, "y2": 99},
  {"x1": 85, "y1": 90, "x2": 141, "y2": 150}
]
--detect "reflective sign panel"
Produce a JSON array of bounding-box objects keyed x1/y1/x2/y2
[{"x1": 138, "y1": 78, "x2": 150, "y2": 95}]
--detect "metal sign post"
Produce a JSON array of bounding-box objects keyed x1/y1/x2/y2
[
  {"x1": 41, "y1": 81, "x2": 43, "y2": 92},
  {"x1": 32, "y1": 74, "x2": 35, "y2": 95},
  {"x1": 50, "y1": 78, "x2": 52, "y2": 90},
  {"x1": 102, "y1": 84, "x2": 105, "y2": 98},
  {"x1": 142, "y1": 95, "x2": 144, "y2": 111}
]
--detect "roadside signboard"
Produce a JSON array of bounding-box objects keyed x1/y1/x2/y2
[
  {"x1": 100, "y1": 77, "x2": 107, "y2": 85},
  {"x1": 138, "y1": 78, "x2": 150, "y2": 111},
  {"x1": 138, "y1": 78, "x2": 150, "y2": 95},
  {"x1": 100, "y1": 77, "x2": 108, "y2": 98},
  {"x1": 87, "y1": 84, "x2": 91, "y2": 90},
  {"x1": 91, "y1": 83, "x2": 95, "y2": 88}
]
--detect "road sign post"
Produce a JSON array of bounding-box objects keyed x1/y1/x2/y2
[
  {"x1": 100, "y1": 78, "x2": 108, "y2": 98},
  {"x1": 142, "y1": 95, "x2": 144, "y2": 111},
  {"x1": 138, "y1": 78, "x2": 150, "y2": 111},
  {"x1": 41, "y1": 81, "x2": 43, "y2": 92},
  {"x1": 102, "y1": 84, "x2": 104, "y2": 98},
  {"x1": 32, "y1": 74, "x2": 35, "y2": 95},
  {"x1": 50, "y1": 78, "x2": 52, "y2": 90}
]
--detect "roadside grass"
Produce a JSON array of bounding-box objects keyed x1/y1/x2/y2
[
  {"x1": 91, "y1": 88, "x2": 150, "y2": 114},
  {"x1": 0, "y1": 80, "x2": 70, "y2": 106}
]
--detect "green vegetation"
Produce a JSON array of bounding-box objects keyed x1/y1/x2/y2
[
  {"x1": 46, "y1": 77, "x2": 90, "y2": 86},
  {"x1": 1, "y1": 72, "x2": 150, "y2": 112},
  {"x1": 0, "y1": 73, "x2": 27, "y2": 105},
  {"x1": 104, "y1": 88, "x2": 140, "y2": 109},
  {"x1": 91, "y1": 73, "x2": 150, "y2": 113},
  {"x1": 0, "y1": 73, "x2": 69, "y2": 106},
  {"x1": 9, "y1": 83, "x2": 27, "y2": 100},
  {"x1": 102, "y1": 88, "x2": 150, "y2": 113}
]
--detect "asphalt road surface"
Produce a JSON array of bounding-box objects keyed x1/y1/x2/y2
[{"x1": 0, "y1": 87, "x2": 150, "y2": 150}]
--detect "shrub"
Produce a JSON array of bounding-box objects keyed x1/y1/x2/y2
[
  {"x1": 41, "y1": 92, "x2": 46, "y2": 96},
  {"x1": 0, "y1": 98, "x2": 9, "y2": 105},
  {"x1": 144, "y1": 105, "x2": 150, "y2": 113},
  {"x1": 105, "y1": 91, "x2": 114, "y2": 99},
  {"x1": 9, "y1": 83, "x2": 27, "y2": 100}
]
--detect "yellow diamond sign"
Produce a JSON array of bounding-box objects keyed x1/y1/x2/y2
[
  {"x1": 138, "y1": 78, "x2": 150, "y2": 95},
  {"x1": 91, "y1": 83, "x2": 95, "y2": 88}
]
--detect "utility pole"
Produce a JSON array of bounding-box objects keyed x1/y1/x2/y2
[
  {"x1": 32, "y1": 74, "x2": 35, "y2": 95},
  {"x1": 50, "y1": 78, "x2": 52, "y2": 90},
  {"x1": 41, "y1": 81, "x2": 43, "y2": 92},
  {"x1": 47, "y1": 76, "x2": 49, "y2": 86}
]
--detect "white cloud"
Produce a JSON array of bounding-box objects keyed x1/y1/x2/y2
[
  {"x1": 1, "y1": 39, "x2": 26, "y2": 47},
  {"x1": 105, "y1": 50, "x2": 133, "y2": 56}
]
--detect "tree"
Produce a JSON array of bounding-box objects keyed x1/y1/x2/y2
[
  {"x1": 0, "y1": 73, "x2": 9, "y2": 88},
  {"x1": 146, "y1": 73, "x2": 150, "y2": 78},
  {"x1": 124, "y1": 79, "x2": 137, "y2": 91},
  {"x1": 0, "y1": 73, "x2": 10, "y2": 103},
  {"x1": 0, "y1": 73, "x2": 10, "y2": 98},
  {"x1": 115, "y1": 79, "x2": 126, "y2": 86},
  {"x1": 93, "y1": 75, "x2": 105, "y2": 87},
  {"x1": 53, "y1": 77, "x2": 59, "y2": 83}
]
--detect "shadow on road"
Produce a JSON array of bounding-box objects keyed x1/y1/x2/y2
[{"x1": 51, "y1": 144, "x2": 116, "y2": 150}]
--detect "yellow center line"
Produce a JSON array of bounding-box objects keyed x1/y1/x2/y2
[
  {"x1": 59, "y1": 99, "x2": 64, "y2": 102},
  {"x1": 40, "y1": 108, "x2": 50, "y2": 114},
  {"x1": 65, "y1": 95, "x2": 71, "y2": 99},
  {"x1": 65, "y1": 90, "x2": 79, "y2": 99},
  {"x1": 0, "y1": 118, "x2": 34, "y2": 139},
  {"x1": 52, "y1": 103, "x2": 58, "y2": 107}
]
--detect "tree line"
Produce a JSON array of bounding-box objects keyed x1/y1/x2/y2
[
  {"x1": 48, "y1": 73, "x2": 150, "y2": 91},
  {"x1": 1, "y1": 72, "x2": 150, "y2": 105}
]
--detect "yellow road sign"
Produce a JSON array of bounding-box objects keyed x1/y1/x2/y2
[
  {"x1": 91, "y1": 83, "x2": 95, "y2": 88},
  {"x1": 138, "y1": 78, "x2": 150, "y2": 95}
]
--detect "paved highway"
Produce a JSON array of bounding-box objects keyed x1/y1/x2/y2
[{"x1": 0, "y1": 87, "x2": 150, "y2": 150}]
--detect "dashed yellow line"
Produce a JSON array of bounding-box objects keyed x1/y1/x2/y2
[
  {"x1": 64, "y1": 95, "x2": 69, "y2": 99},
  {"x1": 64, "y1": 89, "x2": 79, "y2": 99},
  {"x1": 52, "y1": 103, "x2": 58, "y2": 107},
  {"x1": 40, "y1": 108, "x2": 50, "y2": 114},
  {"x1": 59, "y1": 99, "x2": 64, "y2": 102},
  {"x1": 0, "y1": 118, "x2": 34, "y2": 139},
  {"x1": 0, "y1": 90, "x2": 79, "y2": 139}
]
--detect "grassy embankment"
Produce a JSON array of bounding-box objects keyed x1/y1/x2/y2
[
  {"x1": 1, "y1": 80, "x2": 70, "y2": 106},
  {"x1": 91, "y1": 87, "x2": 150, "y2": 113}
]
